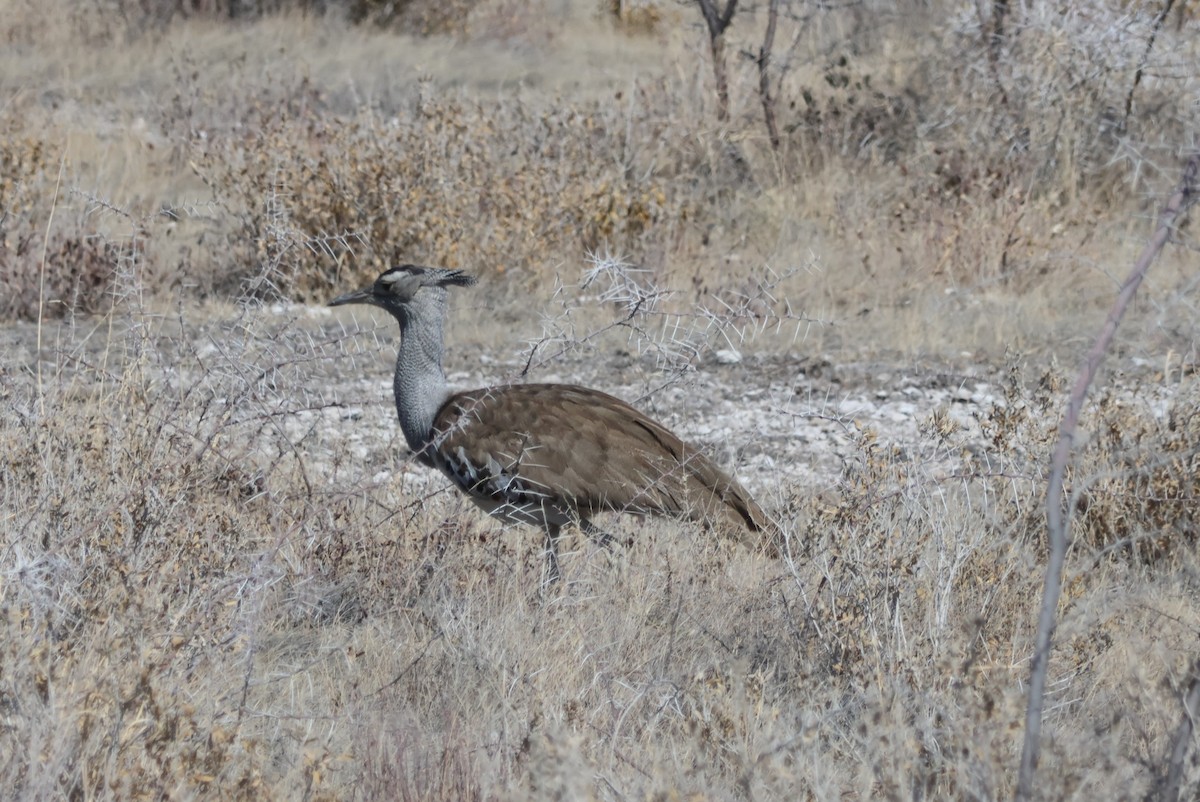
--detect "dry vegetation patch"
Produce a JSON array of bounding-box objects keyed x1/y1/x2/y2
[
  {"x1": 186, "y1": 90, "x2": 686, "y2": 302},
  {"x1": 2, "y1": 307, "x2": 1198, "y2": 799}
]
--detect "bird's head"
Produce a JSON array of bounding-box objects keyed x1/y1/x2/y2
[{"x1": 329, "y1": 265, "x2": 477, "y2": 321}]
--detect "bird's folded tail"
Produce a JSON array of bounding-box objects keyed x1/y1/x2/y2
[{"x1": 678, "y1": 451, "x2": 784, "y2": 559}]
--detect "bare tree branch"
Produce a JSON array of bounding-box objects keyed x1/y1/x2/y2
[
  {"x1": 1124, "y1": 0, "x2": 1177, "y2": 126},
  {"x1": 1016, "y1": 152, "x2": 1200, "y2": 802},
  {"x1": 1155, "y1": 657, "x2": 1200, "y2": 802},
  {"x1": 695, "y1": 0, "x2": 739, "y2": 122},
  {"x1": 757, "y1": 0, "x2": 782, "y2": 151},
  {"x1": 980, "y1": 0, "x2": 1012, "y2": 107}
]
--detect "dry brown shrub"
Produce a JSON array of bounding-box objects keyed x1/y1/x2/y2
[
  {"x1": 1073, "y1": 378, "x2": 1200, "y2": 560},
  {"x1": 602, "y1": 0, "x2": 666, "y2": 35},
  {"x1": 0, "y1": 311, "x2": 415, "y2": 798},
  {"x1": 187, "y1": 88, "x2": 686, "y2": 302},
  {"x1": 2, "y1": 368, "x2": 267, "y2": 796},
  {"x1": 0, "y1": 131, "x2": 131, "y2": 321},
  {"x1": 14, "y1": 0, "x2": 485, "y2": 44},
  {"x1": 785, "y1": 53, "x2": 922, "y2": 171},
  {"x1": 3, "y1": 306, "x2": 1200, "y2": 799}
]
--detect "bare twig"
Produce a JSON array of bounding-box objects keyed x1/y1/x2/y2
[
  {"x1": 980, "y1": 0, "x2": 1012, "y2": 107},
  {"x1": 1155, "y1": 658, "x2": 1200, "y2": 802},
  {"x1": 695, "y1": 0, "x2": 739, "y2": 122},
  {"x1": 1015, "y1": 152, "x2": 1200, "y2": 802},
  {"x1": 36, "y1": 149, "x2": 67, "y2": 416},
  {"x1": 1124, "y1": 0, "x2": 1177, "y2": 126},
  {"x1": 757, "y1": 0, "x2": 782, "y2": 151}
]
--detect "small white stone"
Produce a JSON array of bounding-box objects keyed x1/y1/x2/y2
[{"x1": 714, "y1": 349, "x2": 742, "y2": 365}]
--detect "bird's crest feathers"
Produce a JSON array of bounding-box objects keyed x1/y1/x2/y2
[{"x1": 329, "y1": 264, "x2": 476, "y2": 308}]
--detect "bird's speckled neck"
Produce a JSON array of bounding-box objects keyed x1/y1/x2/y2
[{"x1": 390, "y1": 287, "x2": 452, "y2": 456}]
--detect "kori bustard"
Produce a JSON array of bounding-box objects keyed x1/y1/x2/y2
[{"x1": 330, "y1": 265, "x2": 778, "y2": 581}]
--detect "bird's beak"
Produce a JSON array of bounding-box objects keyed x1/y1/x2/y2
[{"x1": 328, "y1": 287, "x2": 374, "y2": 307}]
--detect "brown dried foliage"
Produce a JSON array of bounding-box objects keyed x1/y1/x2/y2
[
  {"x1": 0, "y1": 130, "x2": 128, "y2": 320},
  {"x1": 187, "y1": 87, "x2": 683, "y2": 302},
  {"x1": 1075, "y1": 382, "x2": 1200, "y2": 559},
  {"x1": 3, "y1": 309, "x2": 1200, "y2": 799}
]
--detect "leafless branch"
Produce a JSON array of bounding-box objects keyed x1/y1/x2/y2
[
  {"x1": 1154, "y1": 657, "x2": 1200, "y2": 802},
  {"x1": 694, "y1": 0, "x2": 739, "y2": 122},
  {"x1": 1016, "y1": 152, "x2": 1200, "y2": 802},
  {"x1": 1124, "y1": 0, "x2": 1177, "y2": 126},
  {"x1": 757, "y1": 0, "x2": 783, "y2": 151},
  {"x1": 979, "y1": 0, "x2": 1012, "y2": 107}
]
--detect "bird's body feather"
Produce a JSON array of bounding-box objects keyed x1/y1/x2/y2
[{"x1": 424, "y1": 383, "x2": 774, "y2": 547}]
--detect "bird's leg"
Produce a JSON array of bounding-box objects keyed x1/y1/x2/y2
[
  {"x1": 580, "y1": 518, "x2": 616, "y2": 549},
  {"x1": 543, "y1": 522, "x2": 563, "y2": 584}
]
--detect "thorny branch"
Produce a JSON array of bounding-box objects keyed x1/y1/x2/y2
[{"x1": 520, "y1": 254, "x2": 823, "y2": 385}]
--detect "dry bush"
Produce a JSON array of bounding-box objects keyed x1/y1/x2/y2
[
  {"x1": 670, "y1": 1, "x2": 1200, "y2": 296},
  {"x1": 706, "y1": 2, "x2": 1197, "y2": 199},
  {"x1": 183, "y1": 85, "x2": 690, "y2": 303},
  {"x1": 1073, "y1": 379, "x2": 1200, "y2": 560},
  {"x1": 602, "y1": 0, "x2": 666, "y2": 35},
  {"x1": 7, "y1": 0, "x2": 1194, "y2": 332},
  {"x1": 0, "y1": 130, "x2": 136, "y2": 321},
  {"x1": 0, "y1": 302, "x2": 430, "y2": 797},
  {"x1": 348, "y1": 0, "x2": 482, "y2": 35},
  {"x1": 29, "y1": 0, "x2": 513, "y2": 41},
  {"x1": 931, "y1": 4, "x2": 1188, "y2": 200},
  {"x1": 780, "y1": 368, "x2": 1200, "y2": 799}
]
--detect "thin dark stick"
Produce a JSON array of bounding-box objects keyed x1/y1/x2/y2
[
  {"x1": 1015, "y1": 153, "x2": 1200, "y2": 802},
  {"x1": 695, "y1": 0, "x2": 739, "y2": 122},
  {"x1": 1156, "y1": 658, "x2": 1200, "y2": 802},
  {"x1": 1124, "y1": 0, "x2": 1177, "y2": 125},
  {"x1": 986, "y1": 0, "x2": 1012, "y2": 106},
  {"x1": 757, "y1": 0, "x2": 782, "y2": 151}
]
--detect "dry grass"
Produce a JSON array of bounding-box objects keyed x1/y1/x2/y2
[
  {"x1": 3, "y1": 0, "x2": 1200, "y2": 798},
  {"x1": 4, "y1": 299, "x2": 1199, "y2": 800}
]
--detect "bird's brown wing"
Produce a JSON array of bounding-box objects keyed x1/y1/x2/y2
[{"x1": 428, "y1": 383, "x2": 778, "y2": 552}]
